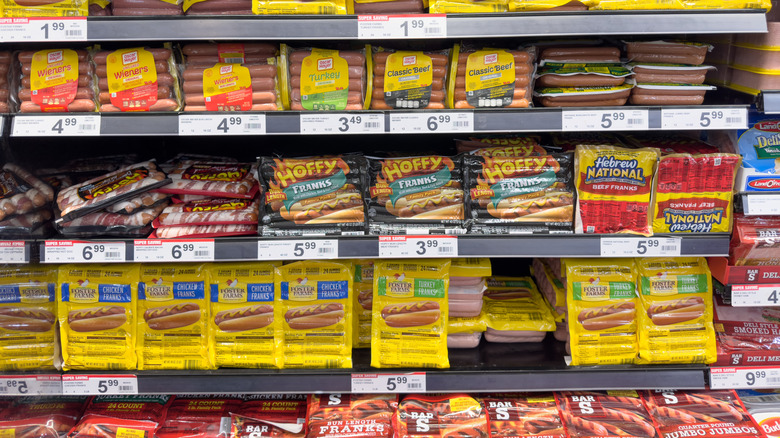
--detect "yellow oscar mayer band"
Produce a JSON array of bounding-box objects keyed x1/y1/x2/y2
[
  {"x1": 30, "y1": 49, "x2": 80, "y2": 112},
  {"x1": 203, "y1": 63, "x2": 252, "y2": 111},
  {"x1": 58, "y1": 264, "x2": 139, "y2": 371},
  {"x1": 371, "y1": 259, "x2": 450, "y2": 369},
  {"x1": 105, "y1": 47, "x2": 159, "y2": 111},
  {"x1": 3, "y1": 0, "x2": 87, "y2": 20}
]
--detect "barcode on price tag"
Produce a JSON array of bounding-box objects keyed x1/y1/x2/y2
[
  {"x1": 378, "y1": 235, "x2": 458, "y2": 258},
  {"x1": 357, "y1": 15, "x2": 446, "y2": 39},
  {"x1": 351, "y1": 373, "x2": 426, "y2": 393},
  {"x1": 0, "y1": 17, "x2": 87, "y2": 42},
  {"x1": 390, "y1": 112, "x2": 473, "y2": 133},
  {"x1": 179, "y1": 114, "x2": 265, "y2": 135},
  {"x1": 731, "y1": 284, "x2": 780, "y2": 307},
  {"x1": 134, "y1": 239, "x2": 215, "y2": 262},
  {"x1": 744, "y1": 194, "x2": 780, "y2": 216},
  {"x1": 600, "y1": 237, "x2": 681, "y2": 257},
  {"x1": 12, "y1": 115, "x2": 100, "y2": 137},
  {"x1": 299, "y1": 113, "x2": 384, "y2": 134},
  {"x1": 661, "y1": 108, "x2": 747, "y2": 130},
  {"x1": 0, "y1": 241, "x2": 27, "y2": 263},
  {"x1": 44, "y1": 241, "x2": 126, "y2": 263},
  {"x1": 257, "y1": 240, "x2": 338, "y2": 260},
  {"x1": 62, "y1": 375, "x2": 138, "y2": 395},
  {"x1": 0, "y1": 375, "x2": 62, "y2": 395},
  {"x1": 710, "y1": 366, "x2": 780, "y2": 389},
  {"x1": 562, "y1": 109, "x2": 648, "y2": 131}
]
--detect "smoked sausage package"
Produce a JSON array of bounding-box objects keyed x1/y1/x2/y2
[
  {"x1": 395, "y1": 394, "x2": 488, "y2": 438},
  {"x1": 370, "y1": 47, "x2": 448, "y2": 110},
  {"x1": 15, "y1": 49, "x2": 97, "y2": 113},
  {"x1": 556, "y1": 391, "x2": 659, "y2": 438},
  {"x1": 480, "y1": 392, "x2": 565, "y2": 438},
  {"x1": 306, "y1": 394, "x2": 398, "y2": 438}
]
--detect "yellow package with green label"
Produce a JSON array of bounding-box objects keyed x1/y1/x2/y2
[{"x1": 352, "y1": 259, "x2": 374, "y2": 349}]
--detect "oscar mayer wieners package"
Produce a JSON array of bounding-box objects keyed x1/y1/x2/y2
[
  {"x1": 574, "y1": 145, "x2": 660, "y2": 236},
  {"x1": 208, "y1": 262, "x2": 280, "y2": 369},
  {"x1": 138, "y1": 264, "x2": 213, "y2": 370},
  {"x1": 635, "y1": 257, "x2": 716, "y2": 364},
  {"x1": 565, "y1": 258, "x2": 638, "y2": 366},
  {"x1": 352, "y1": 259, "x2": 374, "y2": 349},
  {"x1": 58, "y1": 264, "x2": 139, "y2": 370},
  {"x1": 275, "y1": 261, "x2": 353, "y2": 368},
  {"x1": 371, "y1": 259, "x2": 450, "y2": 369},
  {"x1": 0, "y1": 265, "x2": 58, "y2": 370}
]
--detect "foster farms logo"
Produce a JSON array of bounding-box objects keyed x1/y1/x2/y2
[{"x1": 584, "y1": 155, "x2": 646, "y2": 186}]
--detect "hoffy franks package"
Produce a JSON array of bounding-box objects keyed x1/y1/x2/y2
[
  {"x1": 635, "y1": 257, "x2": 716, "y2": 364},
  {"x1": 58, "y1": 264, "x2": 139, "y2": 371},
  {"x1": 352, "y1": 259, "x2": 374, "y2": 349},
  {"x1": 306, "y1": 394, "x2": 398, "y2": 438},
  {"x1": 0, "y1": 265, "x2": 58, "y2": 370},
  {"x1": 556, "y1": 391, "x2": 658, "y2": 438},
  {"x1": 565, "y1": 258, "x2": 638, "y2": 366},
  {"x1": 396, "y1": 394, "x2": 488, "y2": 438},
  {"x1": 208, "y1": 262, "x2": 280, "y2": 369},
  {"x1": 157, "y1": 395, "x2": 243, "y2": 438},
  {"x1": 574, "y1": 145, "x2": 660, "y2": 236},
  {"x1": 138, "y1": 264, "x2": 213, "y2": 370},
  {"x1": 481, "y1": 393, "x2": 564, "y2": 438},
  {"x1": 371, "y1": 259, "x2": 450, "y2": 369},
  {"x1": 275, "y1": 261, "x2": 353, "y2": 368}
]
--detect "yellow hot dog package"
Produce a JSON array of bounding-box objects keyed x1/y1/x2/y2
[
  {"x1": 138, "y1": 264, "x2": 213, "y2": 370},
  {"x1": 352, "y1": 259, "x2": 374, "y2": 349},
  {"x1": 371, "y1": 259, "x2": 450, "y2": 369},
  {"x1": 275, "y1": 261, "x2": 353, "y2": 368},
  {"x1": 450, "y1": 258, "x2": 492, "y2": 278},
  {"x1": 565, "y1": 258, "x2": 638, "y2": 366},
  {"x1": 635, "y1": 257, "x2": 716, "y2": 365},
  {"x1": 482, "y1": 276, "x2": 556, "y2": 333},
  {"x1": 208, "y1": 262, "x2": 280, "y2": 369},
  {"x1": 58, "y1": 264, "x2": 139, "y2": 371},
  {"x1": 448, "y1": 311, "x2": 487, "y2": 334},
  {"x1": 0, "y1": 265, "x2": 58, "y2": 370}
]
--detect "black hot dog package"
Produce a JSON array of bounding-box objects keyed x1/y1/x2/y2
[
  {"x1": 367, "y1": 155, "x2": 467, "y2": 235},
  {"x1": 466, "y1": 153, "x2": 574, "y2": 234},
  {"x1": 259, "y1": 155, "x2": 368, "y2": 236}
]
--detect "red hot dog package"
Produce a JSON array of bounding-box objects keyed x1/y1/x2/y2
[
  {"x1": 557, "y1": 391, "x2": 659, "y2": 438},
  {"x1": 232, "y1": 395, "x2": 307, "y2": 438},
  {"x1": 15, "y1": 49, "x2": 97, "y2": 113},
  {"x1": 480, "y1": 393, "x2": 565, "y2": 438},
  {"x1": 396, "y1": 394, "x2": 488, "y2": 438},
  {"x1": 0, "y1": 396, "x2": 88, "y2": 438},
  {"x1": 730, "y1": 215, "x2": 780, "y2": 266},
  {"x1": 466, "y1": 153, "x2": 574, "y2": 234},
  {"x1": 70, "y1": 395, "x2": 173, "y2": 438},
  {"x1": 643, "y1": 390, "x2": 761, "y2": 438},
  {"x1": 158, "y1": 395, "x2": 243, "y2": 438},
  {"x1": 306, "y1": 394, "x2": 398, "y2": 438},
  {"x1": 157, "y1": 161, "x2": 259, "y2": 200}
]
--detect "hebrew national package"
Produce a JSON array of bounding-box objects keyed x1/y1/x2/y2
[
  {"x1": 276, "y1": 261, "x2": 353, "y2": 368},
  {"x1": 352, "y1": 259, "x2": 374, "y2": 349},
  {"x1": 208, "y1": 262, "x2": 280, "y2": 369},
  {"x1": 565, "y1": 258, "x2": 638, "y2": 366},
  {"x1": 371, "y1": 259, "x2": 450, "y2": 369},
  {"x1": 138, "y1": 264, "x2": 213, "y2": 370},
  {"x1": 482, "y1": 276, "x2": 556, "y2": 343},
  {"x1": 58, "y1": 264, "x2": 139, "y2": 371},
  {"x1": 0, "y1": 265, "x2": 58, "y2": 370},
  {"x1": 635, "y1": 258, "x2": 716, "y2": 365}
]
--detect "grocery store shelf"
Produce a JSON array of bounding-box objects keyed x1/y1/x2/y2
[
  {"x1": 742, "y1": 192, "x2": 780, "y2": 215},
  {"x1": 709, "y1": 257, "x2": 780, "y2": 285}
]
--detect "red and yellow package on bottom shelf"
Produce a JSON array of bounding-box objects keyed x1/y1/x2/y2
[
  {"x1": 557, "y1": 391, "x2": 658, "y2": 438},
  {"x1": 481, "y1": 393, "x2": 564, "y2": 438}
]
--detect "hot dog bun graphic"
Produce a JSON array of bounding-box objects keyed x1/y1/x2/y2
[
  {"x1": 144, "y1": 303, "x2": 201, "y2": 330},
  {"x1": 68, "y1": 306, "x2": 127, "y2": 332},
  {"x1": 214, "y1": 304, "x2": 273, "y2": 332},
  {"x1": 358, "y1": 289, "x2": 373, "y2": 310},
  {"x1": 383, "y1": 187, "x2": 464, "y2": 220},
  {"x1": 578, "y1": 301, "x2": 635, "y2": 331},
  {"x1": 381, "y1": 301, "x2": 440, "y2": 328},
  {"x1": 285, "y1": 303, "x2": 344, "y2": 330},
  {"x1": 278, "y1": 189, "x2": 365, "y2": 225},
  {"x1": 0, "y1": 308, "x2": 55, "y2": 332},
  {"x1": 646, "y1": 296, "x2": 705, "y2": 326}
]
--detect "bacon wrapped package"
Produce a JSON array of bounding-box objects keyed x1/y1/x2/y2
[
  {"x1": 0, "y1": 164, "x2": 54, "y2": 222},
  {"x1": 57, "y1": 202, "x2": 167, "y2": 237}
]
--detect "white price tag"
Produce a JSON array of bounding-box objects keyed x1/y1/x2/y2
[
  {"x1": 12, "y1": 115, "x2": 100, "y2": 137},
  {"x1": 378, "y1": 235, "x2": 458, "y2": 258},
  {"x1": 0, "y1": 17, "x2": 86, "y2": 42},
  {"x1": 0, "y1": 375, "x2": 62, "y2": 395},
  {"x1": 390, "y1": 112, "x2": 473, "y2": 133},
  {"x1": 661, "y1": 108, "x2": 747, "y2": 130},
  {"x1": 134, "y1": 239, "x2": 215, "y2": 262},
  {"x1": 731, "y1": 284, "x2": 780, "y2": 307},
  {"x1": 351, "y1": 373, "x2": 426, "y2": 393},
  {"x1": 710, "y1": 366, "x2": 780, "y2": 389},
  {"x1": 357, "y1": 15, "x2": 446, "y2": 39},
  {"x1": 44, "y1": 241, "x2": 126, "y2": 263},
  {"x1": 62, "y1": 375, "x2": 138, "y2": 395},
  {"x1": 257, "y1": 240, "x2": 338, "y2": 260},
  {"x1": 600, "y1": 237, "x2": 681, "y2": 257},
  {"x1": 562, "y1": 109, "x2": 648, "y2": 131},
  {"x1": 0, "y1": 241, "x2": 26, "y2": 263},
  {"x1": 745, "y1": 194, "x2": 780, "y2": 216},
  {"x1": 299, "y1": 113, "x2": 384, "y2": 134},
  {"x1": 179, "y1": 114, "x2": 266, "y2": 135}
]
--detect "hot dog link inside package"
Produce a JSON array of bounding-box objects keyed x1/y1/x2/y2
[
  {"x1": 15, "y1": 49, "x2": 97, "y2": 113},
  {"x1": 352, "y1": 259, "x2": 374, "y2": 349},
  {"x1": 208, "y1": 262, "x2": 280, "y2": 369},
  {"x1": 482, "y1": 276, "x2": 556, "y2": 343},
  {"x1": 157, "y1": 395, "x2": 242, "y2": 438},
  {"x1": 480, "y1": 393, "x2": 565, "y2": 438},
  {"x1": 0, "y1": 265, "x2": 58, "y2": 370},
  {"x1": 368, "y1": 155, "x2": 466, "y2": 235},
  {"x1": 371, "y1": 259, "x2": 450, "y2": 369},
  {"x1": 138, "y1": 264, "x2": 213, "y2": 370},
  {"x1": 69, "y1": 395, "x2": 172, "y2": 438},
  {"x1": 556, "y1": 391, "x2": 659, "y2": 438},
  {"x1": 370, "y1": 47, "x2": 449, "y2": 110},
  {"x1": 396, "y1": 394, "x2": 488, "y2": 438},
  {"x1": 259, "y1": 155, "x2": 368, "y2": 236},
  {"x1": 306, "y1": 394, "x2": 398, "y2": 438},
  {"x1": 58, "y1": 264, "x2": 139, "y2": 371},
  {"x1": 565, "y1": 258, "x2": 638, "y2": 366},
  {"x1": 635, "y1": 257, "x2": 716, "y2": 364},
  {"x1": 275, "y1": 261, "x2": 353, "y2": 368}
]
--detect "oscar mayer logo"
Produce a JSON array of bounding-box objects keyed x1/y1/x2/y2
[
  {"x1": 748, "y1": 178, "x2": 780, "y2": 190},
  {"x1": 122, "y1": 51, "x2": 138, "y2": 65},
  {"x1": 318, "y1": 58, "x2": 333, "y2": 70},
  {"x1": 289, "y1": 277, "x2": 315, "y2": 301},
  {"x1": 220, "y1": 64, "x2": 234, "y2": 75},
  {"x1": 585, "y1": 155, "x2": 646, "y2": 186},
  {"x1": 484, "y1": 53, "x2": 498, "y2": 64},
  {"x1": 48, "y1": 51, "x2": 63, "y2": 63},
  {"x1": 271, "y1": 158, "x2": 349, "y2": 188},
  {"x1": 403, "y1": 55, "x2": 417, "y2": 66}
]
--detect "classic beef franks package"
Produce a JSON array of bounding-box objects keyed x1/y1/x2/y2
[
  {"x1": 157, "y1": 395, "x2": 243, "y2": 438},
  {"x1": 352, "y1": 259, "x2": 374, "y2": 349},
  {"x1": 370, "y1": 48, "x2": 448, "y2": 110},
  {"x1": 233, "y1": 394, "x2": 307, "y2": 437},
  {"x1": 138, "y1": 264, "x2": 213, "y2": 370},
  {"x1": 58, "y1": 264, "x2": 139, "y2": 370},
  {"x1": 70, "y1": 395, "x2": 172, "y2": 438},
  {"x1": 306, "y1": 394, "x2": 398, "y2": 438},
  {"x1": 260, "y1": 155, "x2": 367, "y2": 236},
  {"x1": 396, "y1": 394, "x2": 488, "y2": 438},
  {"x1": 466, "y1": 153, "x2": 574, "y2": 234},
  {"x1": 575, "y1": 145, "x2": 660, "y2": 236},
  {"x1": 368, "y1": 155, "x2": 466, "y2": 235},
  {"x1": 643, "y1": 390, "x2": 761, "y2": 438},
  {"x1": 208, "y1": 262, "x2": 280, "y2": 369},
  {"x1": 636, "y1": 257, "x2": 716, "y2": 364},
  {"x1": 371, "y1": 259, "x2": 450, "y2": 369},
  {"x1": 565, "y1": 258, "x2": 638, "y2": 366},
  {"x1": 557, "y1": 391, "x2": 658, "y2": 438},
  {"x1": 0, "y1": 396, "x2": 88, "y2": 438},
  {"x1": 481, "y1": 393, "x2": 564, "y2": 438},
  {"x1": 275, "y1": 261, "x2": 353, "y2": 368}
]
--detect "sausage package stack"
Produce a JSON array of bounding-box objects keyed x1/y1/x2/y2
[
  {"x1": 352, "y1": 259, "x2": 374, "y2": 348},
  {"x1": 16, "y1": 49, "x2": 97, "y2": 113},
  {"x1": 395, "y1": 394, "x2": 488, "y2": 438},
  {"x1": 448, "y1": 44, "x2": 534, "y2": 109},
  {"x1": 157, "y1": 394, "x2": 242, "y2": 438},
  {"x1": 0, "y1": 163, "x2": 55, "y2": 238},
  {"x1": 0, "y1": 51, "x2": 9, "y2": 113},
  {"x1": 232, "y1": 395, "x2": 307, "y2": 438},
  {"x1": 482, "y1": 276, "x2": 556, "y2": 343},
  {"x1": 449, "y1": 258, "x2": 490, "y2": 317},
  {"x1": 481, "y1": 393, "x2": 565, "y2": 438},
  {"x1": 306, "y1": 394, "x2": 398, "y2": 438},
  {"x1": 181, "y1": 43, "x2": 282, "y2": 111},
  {"x1": 556, "y1": 391, "x2": 659, "y2": 438},
  {"x1": 111, "y1": 0, "x2": 183, "y2": 15},
  {"x1": 455, "y1": 135, "x2": 547, "y2": 156},
  {"x1": 447, "y1": 311, "x2": 486, "y2": 348},
  {"x1": 371, "y1": 48, "x2": 448, "y2": 110}
]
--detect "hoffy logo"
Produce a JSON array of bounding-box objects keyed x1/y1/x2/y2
[
  {"x1": 272, "y1": 158, "x2": 348, "y2": 188},
  {"x1": 479, "y1": 156, "x2": 558, "y2": 183},
  {"x1": 381, "y1": 156, "x2": 451, "y2": 182}
]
